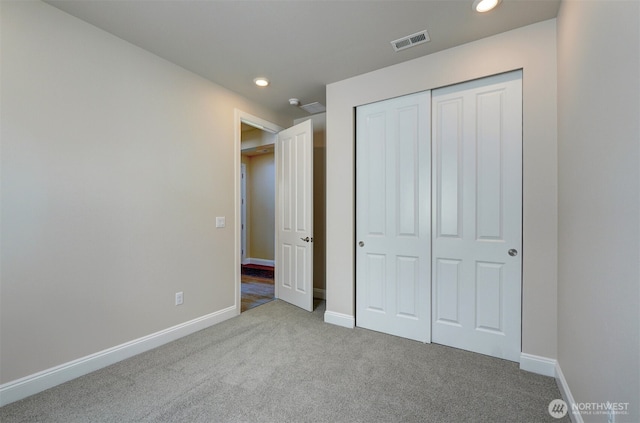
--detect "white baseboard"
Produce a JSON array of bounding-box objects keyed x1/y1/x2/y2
[
  {"x1": 555, "y1": 361, "x2": 583, "y2": 423},
  {"x1": 246, "y1": 258, "x2": 274, "y2": 267},
  {"x1": 520, "y1": 354, "x2": 584, "y2": 423},
  {"x1": 519, "y1": 352, "x2": 557, "y2": 377},
  {"x1": 324, "y1": 310, "x2": 355, "y2": 328},
  {"x1": 313, "y1": 288, "x2": 326, "y2": 300},
  {"x1": 0, "y1": 305, "x2": 237, "y2": 407}
]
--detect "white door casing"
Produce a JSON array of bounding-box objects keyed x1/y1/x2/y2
[
  {"x1": 431, "y1": 71, "x2": 522, "y2": 361},
  {"x1": 275, "y1": 119, "x2": 314, "y2": 311},
  {"x1": 241, "y1": 163, "x2": 248, "y2": 265},
  {"x1": 355, "y1": 91, "x2": 432, "y2": 342}
]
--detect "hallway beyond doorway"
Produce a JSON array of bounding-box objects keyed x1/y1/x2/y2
[{"x1": 241, "y1": 264, "x2": 274, "y2": 312}]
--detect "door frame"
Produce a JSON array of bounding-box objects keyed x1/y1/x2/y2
[
  {"x1": 241, "y1": 163, "x2": 247, "y2": 265},
  {"x1": 234, "y1": 109, "x2": 283, "y2": 314}
]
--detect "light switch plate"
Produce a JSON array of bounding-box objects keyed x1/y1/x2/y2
[{"x1": 216, "y1": 216, "x2": 225, "y2": 228}]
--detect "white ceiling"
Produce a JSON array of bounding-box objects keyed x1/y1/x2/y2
[{"x1": 45, "y1": 0, "x2": 560, "y2": 121}]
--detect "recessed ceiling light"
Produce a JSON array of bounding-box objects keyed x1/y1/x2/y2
[
  {"x1": 254, "y1": 77, "x2": 269, "y2": 87},
  {"x1": 472, "y1": 0, "x2": 501, "y2": 13}
]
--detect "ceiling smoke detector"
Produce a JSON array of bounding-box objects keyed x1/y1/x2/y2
[
  {"x1": 390, "y1": 30, "x2": 430, "y2": 52},
  {"x1": 289, "y1": 98, "x2": 301, "y2": 106}
]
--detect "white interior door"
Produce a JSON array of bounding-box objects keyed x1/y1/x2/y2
[
  {"x1": 355, "y1": 91, "x2": 431, "y2": 342},
  {"x1": 275, "y1": 119, "x2": 314, "y2": 311},
  {"x1": 431, "y1": 71, "x2": 522, "y2": 361}
]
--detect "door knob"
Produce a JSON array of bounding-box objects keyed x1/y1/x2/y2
[
  {"x1": 300, "y1": 236, "x2": 310, "y2": 242},
  {"x1": 508, "y1": 249, "x2": 518, "y2": 257},
  {"x1": 358, "y1": 241, "x2": 365, "y2": 247}
]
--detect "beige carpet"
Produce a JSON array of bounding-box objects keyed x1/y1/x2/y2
[{"x1": 0, "y1": 300, "x2": 570, "y2": 423}]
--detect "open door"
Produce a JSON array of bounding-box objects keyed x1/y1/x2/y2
[{"x1": 275, "y1": 119, "x2": 314, "y2": 311}]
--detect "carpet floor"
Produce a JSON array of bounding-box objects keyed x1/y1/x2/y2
[{"x1": 0, "y1": 300, "x2": 569, "y2": 423}]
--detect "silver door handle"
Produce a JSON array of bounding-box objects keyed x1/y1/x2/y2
[
  {"x1": 358, "y1": 241, "x2": 364, "y2": 247},
  {"x1": 508, "y1": 249, "x2": 518, "y2": 257}
]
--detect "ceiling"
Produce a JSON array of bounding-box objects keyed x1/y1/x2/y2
[{"x1": 45, "y1": 0, "x2": 560, "y2": 121}]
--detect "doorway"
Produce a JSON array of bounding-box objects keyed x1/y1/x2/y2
[
  {"x1": 236, "y1": 112, "x2": 281, "y2": 313},
  {"x1": 240, "y1": 137, "x2": 276, "y2": 312},
  {"x1": 234, "y1": 111, "x2": 317, "y2": 314}
]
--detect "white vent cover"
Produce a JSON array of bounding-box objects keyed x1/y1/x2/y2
[
  {"x1": 391, "y1": 30, "x2": 430, "y2": 52},
  {"x1": 300, "y1": 102, "x2": 326, "y2": 114}
]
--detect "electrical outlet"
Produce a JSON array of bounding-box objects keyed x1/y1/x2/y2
[
  {"x1": 175, "y1": 291, "x2": 183, "y2": 306},
  {"x1": 216, "y1": 216, "x2": 225, "y2": 228}
]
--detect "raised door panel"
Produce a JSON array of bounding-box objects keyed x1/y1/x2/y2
[
  {"x1": 434, "y1": 258, "x2": 462, "y2": 326},
  {"x1": 396, "y1": 105, "x2": 420, "y2": 238},
  {"x1": 396, "y1": 255, "x2": 419, "y2": 318},
  {"x1": 434, "y1": 98, "x2": 463, "y2": 239},
  {"x1": 365, "y1": 113, "x2": 387, "y2": 236},
  {"x1": 280, "y1": 135, "x2": 293, "y2": 232},
  {"x1": 475, "y1": 261, "x2": 504, "y2": 334},
  {"x1": 476, "y1": 89, "x2": 505, "y2": 241},
  {"x1": 295, "y1": 131, "x2": 309, "y2": 233},
  {"x1": 281, "y1": 244, "x2": 292, "y2": 288},
  {"x1": 365, "y1": 254, "x2": 386, "y2": 312}
]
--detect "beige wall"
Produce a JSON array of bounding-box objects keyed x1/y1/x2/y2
[
  {"x1": 557, "y1": 1, "x2": 639, "y2": 421},
  {"x1": 295, "y1": 114, "x2": 327, "y2": 294},
  {"x1": 326, "y1": 20, "x2": 558, "y2": 359},
  {"x1": 247, "y1": 153, "x2": 275, "y2": 261},
  {"x1": 0, "y1": 0, "x2": 289, "y2": 383}
]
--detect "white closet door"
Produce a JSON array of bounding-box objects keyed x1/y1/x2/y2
[
  {"x1": 356, "y1": 91, "x2": 431, "y2": 342},
  {"x1": 431, "y1": 71, "x2": 522, "y2": 361}
]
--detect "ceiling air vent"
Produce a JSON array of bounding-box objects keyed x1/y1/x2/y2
[
  {"x1": 300, "y1": 102, "x2": 326, "y2": 115},
  {"x1": 391, "y1": 30, "x2": 430, "y2": 52}
]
